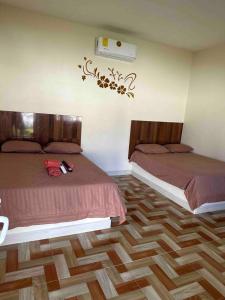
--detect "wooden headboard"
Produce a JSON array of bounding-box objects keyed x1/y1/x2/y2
[
  {"x1": 0, "y1": 110, "x2": 82, "y2": 146},
  {"x1": 128, "y1": 120, "x2": 183, "y2": 158}
]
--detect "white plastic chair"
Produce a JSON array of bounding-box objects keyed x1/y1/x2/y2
[{"x1": 0, "y1": 216, "x2": 9, "y2": 244}]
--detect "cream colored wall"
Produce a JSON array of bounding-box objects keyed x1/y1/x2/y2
[
  {"x1": 0, "y1": 4, "x2": 192, "y2": 172},
  {"x1": 182, "y1": 44, "x2": 225, "y2": 161}
]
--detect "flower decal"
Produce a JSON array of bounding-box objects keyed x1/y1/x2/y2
[
  {"x1": 117, "y1": 85, "x2": 126, "y2": 95},
  {"x1": 109, "y1": 81, "x2": 118, "y2": 90},
  {"x1": 97, "y1": 76, "x2": 110, "y2": 88},
  {"x1": 77, "y1": 57, "x2": 137, "y2": 99}
]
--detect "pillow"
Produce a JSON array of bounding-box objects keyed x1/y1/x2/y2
[
  {"x1": 1, "y1": 140, "x2": 42, "y2": 153},
  {"x1": 135, "y1": 144, "x2": 169, "y2": 154},
  {"x1": 164, "y1": 144, "x2": 193, "y2": 153},
  {"x1": 44, "y1": 142, "x2": 82, "y2": 154}
]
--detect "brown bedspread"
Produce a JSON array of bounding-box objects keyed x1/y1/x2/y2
[
  {"x1": 131, "y1": 151, "x2": 225, "y2": 210},
  {"x1": 0, "y1": 153, "x2": 126, "y2": 229}
]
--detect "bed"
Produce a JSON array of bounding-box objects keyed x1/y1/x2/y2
[
  {"x1": 0, "y1": 111, "x2": 126, "y2": 245},
  {"x1": 129, "y1": 120, "x2": 225, "y2": 214}
]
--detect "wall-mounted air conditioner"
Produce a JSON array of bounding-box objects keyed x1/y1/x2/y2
[{"x1": 95, "y1": 37, "x2": 136, "y2": 62}]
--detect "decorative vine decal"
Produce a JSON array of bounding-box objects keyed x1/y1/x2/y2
[{"x1": 78, "y1": 57, "x2": 137, "y2": 99}]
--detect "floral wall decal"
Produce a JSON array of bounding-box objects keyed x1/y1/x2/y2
[{"x1": 78, "y1": 57, "x2": 137, "y2": 99}]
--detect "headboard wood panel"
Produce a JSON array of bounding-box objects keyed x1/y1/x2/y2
[
  {"x1": 0, "y1": 111, "x2": 82, "y2": 146},
  {"x1": 128, "y1": 120, "x2": 183, "y2": 158}
]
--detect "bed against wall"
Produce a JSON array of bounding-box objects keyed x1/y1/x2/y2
[
  {"x1": 129, "y1": 120, "x2": 225, "y2": 214},
  {"x1": 0, "y1": 110, "x2": 126, "y2": 245}
]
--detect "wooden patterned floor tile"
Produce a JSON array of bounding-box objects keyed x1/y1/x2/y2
[
  {"x1": 126, "y1": 239, "x2": 225, "y2": 299},
  {"x1": 1, "y1": 175, "x2": 225, "y2": 299}
]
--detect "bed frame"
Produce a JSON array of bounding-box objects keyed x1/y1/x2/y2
[
  {"x1": 0, "y1": 110, "x2": 111, "y2": 246},
  {"x1": 3, "y1": 218, "x2": 111, "y2": 245},
  {"x1": 129, "y1": 120, "x2": 225, "y2": 214},
  {"x1": 128, "y1": 120, "x2": 183, "y2": 158},
  {"x1": 0, "y1": 110, "x2": 82, "y2": 146}
]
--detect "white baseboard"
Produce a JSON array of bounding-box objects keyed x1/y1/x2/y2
[{"x1": 107, "y1": 170, "x2": 131, "y2": 176}]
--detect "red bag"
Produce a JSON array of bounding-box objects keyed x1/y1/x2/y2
[
  {"x1": 44, "y1": 160, "x2": 61, "y2": 177},
  {"x1": 44, "y1": 160, "x2": 61, "y2": 168},
  {"x1": 47, "y1": 167, "x2": 61, "y2": 177}
]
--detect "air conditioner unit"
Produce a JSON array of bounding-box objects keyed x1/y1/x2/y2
[{"x1": 95, "y1": 37, "x2": 136, "y2": 62}]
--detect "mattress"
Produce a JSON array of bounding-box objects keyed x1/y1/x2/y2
[
  {"x1": 0, "y1": 153, "x2": 126, "y2": 229},
  {"x1": 130, "y1": 151, "x2": 225, "y2": 209}
]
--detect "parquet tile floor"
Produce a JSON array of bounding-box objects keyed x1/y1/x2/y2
[{"x1": 1, "y1": 175, "x2": 225, "y2": 299}]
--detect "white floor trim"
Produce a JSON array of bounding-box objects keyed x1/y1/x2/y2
[
  {"x1": 107, "y1": 170, "x2": 131, "y2": 176},
  {"x1": 1, "y1": 217, "x2": 111, "y2": 246},
  {"x1": 131, "y1": 162, "x2": 225, "y2": 214}
]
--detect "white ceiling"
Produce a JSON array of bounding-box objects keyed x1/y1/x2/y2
[{"x1": 1, "y1": 0, "x2": 225, "y2": 50}]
